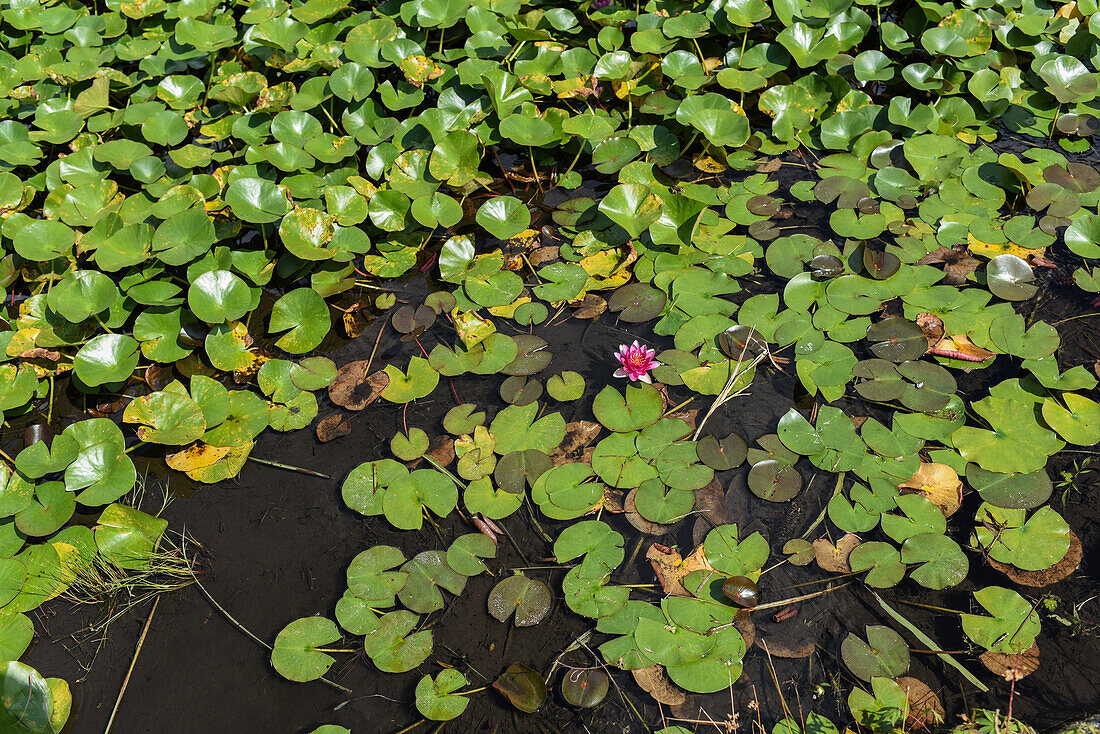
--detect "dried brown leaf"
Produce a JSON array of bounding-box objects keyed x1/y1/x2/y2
[
  {"x1": 814, "y1": 533, "x2": 860, "y2": 573},
  {"x1": 979, "y1": 643, "x2": 1040, "y2": 681},
  {"x1": 329, "y1": 361, "x2": 389, "y2": 410},
  {"x1": 549, "y1": 420, "x2": 601, "y2": 465},
  {"x1": 316, "y1": 412, "x2": 355, "y2": 443},
  {"x1": 897, "y1": 676, "x2": 945, "y2": 727},
  {"x1": 646, "y1": 543, "x2": 712, "y2": 596},
  {"x1": 897, "y1": 463, "x2": 963, "y2": 516},
  {"x1": 632, "y1": 665, "x2": 685, "y2": 706}
]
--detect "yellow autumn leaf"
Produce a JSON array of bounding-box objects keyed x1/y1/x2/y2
[
  {"x1": 166, "y1": 442, "x2": 232, "y2": 472},
  {"x1": 452, "y1": 308, "x2": 495, "y2": 349},
  {"x1": 488, "y1": 296, "x2": 531, "y2": 319},
  {"x1": 185, "y1": 442, "x2": 254, "y2": 484},
  {"x1": 897, "y1": 462, "x2": 963, "y2": 516},
  {"x1": 966, "y1": 233, "x2": 1045, "y2": 261}
]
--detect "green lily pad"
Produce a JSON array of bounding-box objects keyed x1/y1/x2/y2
[
  {"x1": 841, "y1": 625, "x2": 910, "y2": 681},
  {"x1": 397, "y1": 550, "x2": 467, "y2": 614},
  {"x1": 271, "y1": 617, "x2": 342, "y2": 683},
  {"x1": 270, "y1": 288, "x2": 330, "y2": 353},
  {"x1": 382, "y1": 357, "x2": 440, "y2": 403},
  {"x1": 488, "y1": 573, "x2": 553, "y2": 627},
  {"x1": 74, "y1": 334, "x2": 140, "y2": 387},
  {"x1": 346, "y1": 545, "x2": 407, "y2": 608},
  {"x1": 415, "y1": 670, "x2": 469, "y2": 721},
  {"x1": 961, "y1": 586, "x2": 1041, "y2": 654}
]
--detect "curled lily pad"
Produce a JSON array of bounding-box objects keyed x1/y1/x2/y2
[
  {"x1": 809, "y1": 254, "x2": 844, "y2": 278},
  {"x1": 493, "y1": 663, "x2": 547, "y2": 713},
  {"x1": 717, "y1": 325, "x2": 768, "y2": 359}
]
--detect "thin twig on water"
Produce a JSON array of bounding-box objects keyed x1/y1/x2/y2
[{"x1": 104, "y1": 596, "x2": 159, "y2": 734}]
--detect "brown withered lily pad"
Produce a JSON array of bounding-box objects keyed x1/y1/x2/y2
[
  {"x1": 814, "y1": 533, "x2": 860, "y2": 573},
  {"x1": 316, "y1": 411, "x2": 355, "y2": 443},
  {"x1": 549, "y1": 420, "x2": 601, "y2": 466},
  {"x1": 915, "y1": 244, "x2": 980, "y2": 285},
  {"x1": 756, "y1": 620, "x2": 815, "y2": 658},
  {"x1": 646, "y1": 542, "x2": 712, "y2": 596},
  {"x1": 980, "y1": 643, "x2": 1040, "y2": 681},
  {"x1": 897, "y1": 676, "x2": 946, "y2": 727},
  {"x1": 329, "y1": 361, "x2": 389, "y2": 410},
  {"x1": 632, "y1": 665, "x2": 685, "y2": 706},
  {"x1": 897, "y1": 463, "x2": 963, "y2": 516}
]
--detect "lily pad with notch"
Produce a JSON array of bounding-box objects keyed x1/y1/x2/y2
[
  {"x1": 866, "y1": 318, "x2": 927, "y2": 363},
  {"x1": 607, "y1": 283, "x2": 667, "y2": 322},
  {"x1": 488, "y1": 573, "x2": 553, "y2": 627},
  {"x1": 841, "y1": 625, "x2": 910, "y2": 681},
  {"x1": 270, "y1": 617, "x2": 342, "y2": 683}
]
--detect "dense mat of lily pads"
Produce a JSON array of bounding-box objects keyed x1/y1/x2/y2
[{"x1": 0, "y1": 0, "x2": 1099, "y2": 730}]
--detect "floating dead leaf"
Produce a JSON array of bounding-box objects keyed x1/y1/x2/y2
[
  {"x1": 509, "y1": 228, "x2": 541, "y2": 251},
  {"x1": 529, "y1": 246, "x2": 559, "y2": 265},
  {"x1": 897, "y1": 676, "x2": 945, "y2": 727},
  {"x1": 691, "y1": 478, "x2": 725, "y2": 524},
  {"x1": 734, "y1": 616, "x2": 755, "y2": 651},
  {"x1": 755, "y1": 157, "x2": 782, "y2": 174},
  {"x1": 144, "y1": 362, "x2": 174, "y2": 391},
  {"x1": 425, "y1": 436, "x2": 455, "y2": 466},
  {"x1": 632, "y1": 665, "x2": 685, "y2": 706},
  {"x1": 897, "y1": 463, "x2": 963, "y2": 516},
  {"x1": 232, "y1": 349, "x2": 269, "y2": 382},
  {"x1": 596, "y1": 487, "x2": 625, "y2": 514},
  {"x1": 757, "y1": 622, "x2": 815, "y2": 658},
  {"x1": 928, "y1": 334, "x2": 995, "y2": 363},
  {"x1": 916, "y1": 312, "x2": 945, "y2": 345},
  {"x1": 166, "y1": 442, "x2": 232, "y2": 472},
  {"x1": 850, "y1": 415, "x2": 868, "y2": 430},
  {"x1": 328, "y1": 361, "x2": 389, "y2": 410},
  {"x1": 814, "y1": 534, "x2": 860, "y2": 573},
  {"x1": 915, "y1": 244, "x2": 980, "y2": 285},
  {"x1": 186, "y1": 441, "x2": 253, "y2": 483},
  {"x1": 988, "y1": 530, "x2": 1082, "y2": 587},
  {"x1": 646, "y1": 543, "x2": 712, "y2": 596},
  {"x1": 666, "y1": 409, "x2": 698, "y2": 430},
  {"x1": 979, "y1": 643, "x2": 1040, "y2": 681},
  {"x1": 18, "y1": 347, "x2": 60, "y2": 361},
  {"x1": 966, "y1": 234, "x2": 1046, "y2": 264},
  {"x1": 549, "y1": 420, "x2": 601, "y2": 465},
  {"x1": 625, "y1": 488, "x2": 677, "y2": 535},
  {"x1": 316, "y1": 411, "x2": 355, "y2": 443},
  {"x1": 341, "y1": 302, "x2": 371, "y2": 338},
  {"x1": 571, "y1": 293, "x2": 606, "y2": 319}
]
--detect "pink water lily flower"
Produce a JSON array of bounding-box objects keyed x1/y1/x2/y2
[{"x1": 613, "y1": 341, "x2": 660, "y2": 383}]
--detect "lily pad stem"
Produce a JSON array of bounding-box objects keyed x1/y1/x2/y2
[
  {"x1": 245, "y1": 456, "x2": 331, "y2": 479},
  {"x1": 188, "y1": 569, "x2": 352, "y2": 694}
]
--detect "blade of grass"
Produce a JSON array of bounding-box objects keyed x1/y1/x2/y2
[{"x1": 871, "y1": 590, "x2": 988, "y2": 693}]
